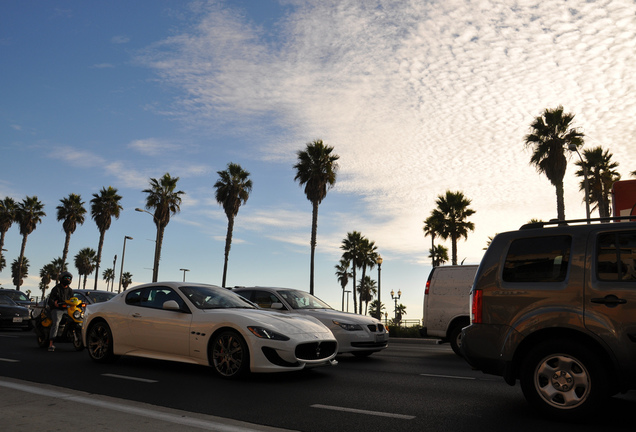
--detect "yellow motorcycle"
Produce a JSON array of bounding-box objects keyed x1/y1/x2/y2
[{"x1": 34, "y1": 297, "x2": 85, "y2": 351}]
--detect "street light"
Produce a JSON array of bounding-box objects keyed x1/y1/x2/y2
[
  {"x1": 180, "y1": 268, "x2": 190, "y2": 282},
  {"x1": 568, "y1": 144, "x2": 591, "y2": 223},
  {"x1": 118, "y1": 236, "x2": 133, "y2": 293},
  {"x1": 376, "y1": 256, "x2": 383, "y2": 320},
  {"x1": 390, "y1": 289, "x2": 402, "y2": 322},
  {"x1": 135, "y1": 207, "x2": 160, "y2": 282}
]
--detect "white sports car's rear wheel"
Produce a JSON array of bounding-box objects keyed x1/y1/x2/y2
[{"x1": 210, "y1": 330, "x2": 249, "y2": 378}]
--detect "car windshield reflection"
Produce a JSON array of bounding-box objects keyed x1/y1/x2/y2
[
  {"x1": 278, "y1": 290, "x2": 333, "y2": 310},
  {"x1": 179, "y1": 285, "x2": 256, "y2": 310}
]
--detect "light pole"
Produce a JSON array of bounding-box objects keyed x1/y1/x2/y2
[
  {"x1": 135, "y1": 208, "x2": 160, "y2": 281},
  {"x1": 180, "y1": 268, "x2": 190, "y2": 282},
  {"x1": 118, "y1": 236, "x2": 133, "y2": 293},
  {"x1": 568, "y1": 144, "x2": 591, "y2": 222},
  {"x1": 376, "y1": 256, "x2": 383, "y2": 320},
  {"x1": 391, "y1": 289, "x2": 401, "y2": 322}
]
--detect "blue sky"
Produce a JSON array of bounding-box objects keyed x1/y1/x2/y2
[{"x1": 2, "y1": 0, "x2": 636, "y2": 321}]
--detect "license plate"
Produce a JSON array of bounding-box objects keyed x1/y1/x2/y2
[{"x1": 13, "y1": 317, "x2": 23, "y2": 323}]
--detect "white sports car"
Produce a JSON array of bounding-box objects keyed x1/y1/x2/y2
[
  {"x1": 82, "y1": 282, "x2": 338, "y2": 378},
  {"x1": 233, "y1": 287, "x2": 389, "y2": 357}
]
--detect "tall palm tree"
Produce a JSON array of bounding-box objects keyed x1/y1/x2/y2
[
  {"x1": 433, "y1": 191, "x2": 475, "y2": 266},
  {"x1": 56, "y1": 193, "x2": 86, "y2": 275},
  {"x1": 142, "y1": 173, "x2": 185, "y2": 282},
  {"x1": 334, "y1": 258, "x2": 352, "y2": 311},
  {"x1": 122, "y1": 272, "x2": 133, "y2": 290},
  {"x1": 357, "y1": 237, "x2": 378, "y2": 314},
  {"x1": 75, "y1": 247, "x2": 97, "y2": 289},
  {"x1": 0, "y1": 197, "x2": 17, "y2": 269},
  {"x1": 358, "y1": 275, "x2": 377, "y2": 315},
  {"x1": 39, "y1": 262, "x2": 58, "y2": 299},
  {"x1": 341, "y1": 231, "x2": 363, "y2": 314},
  {"x1": 574, "y1": 146, "x2": 620, "y2": 218},
  {"x1": 294, "y1": 140, "x2": 340, "y2": 295},
  {"x1": 90, "y1": 187, "x2": 123, "y2": 290},
  {"x1": 15, "y1": 196, "x2": 46, "y2": 289},
  {"x1": 214, "y1": 163, "x2": 252, "y2": 287},
  {"x1": 102, "y1": 268, "x2": 115, "y2": 291},
  {"x1": 11, "y1": 257, "x2": 29, "y2": 289},
  {"x1": 524, "y1": 106, "x2": 585, "y2": 220},
  {"x1": 423, "y1": 212, "x2": 445, "y2": 267}
]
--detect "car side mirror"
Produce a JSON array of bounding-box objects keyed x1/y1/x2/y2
[
  {"x1": 163, "y1": 300, "x2": 181, "y2": 311},
  {"x1": 271, "y1": 302, "x2": 285, "y2": 310}
]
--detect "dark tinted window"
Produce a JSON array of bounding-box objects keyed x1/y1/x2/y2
[
  {"x1": 503, "y1": 236, "x2": 571, "y2": 283},
  {"x1": 597, "y1": 231, "x2": 636, "y2": 281}
]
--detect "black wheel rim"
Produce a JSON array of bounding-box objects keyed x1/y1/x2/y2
[
  {"x1": 212, "y1": 333, "x2": 244, "y2": 377},
  {"x1": 88, "y1": 324, "x2": 110, "y2": 360}
]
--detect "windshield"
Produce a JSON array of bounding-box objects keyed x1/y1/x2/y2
[
  {"x1": 278, "y1": 290, "x2": 333, "y2": 310},
  {"x1": 179, "y1": 285, "x2": 256, "y2": 310},
  {"x1": 0, "y1": 295, "x2": 17, "y2": 306},
  {"x1": 1, "y1": 291, "x2": 29, "y2": 302},
  {"x1": 86, "y1": 292, "x2": 117, "y2": 303}
]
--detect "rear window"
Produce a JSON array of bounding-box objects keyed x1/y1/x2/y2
[
  {"x1": 596, "y1": 231, "x2": 636, "y2": 281},
  {"x1": 502, "y1": 235, "x2": 571, "y2": 283}
]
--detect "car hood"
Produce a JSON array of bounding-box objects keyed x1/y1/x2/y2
[
  {"x1": 202, "y1": 308, "x2": 334, "y2": 336},
  {"x1": 297, "y1": 308, "x2": 381, "y2": 325}
]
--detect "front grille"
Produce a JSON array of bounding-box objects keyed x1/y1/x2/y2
[
  {"x1": 367, "y1": 324, "x2": 385, "y2": 332},
  {"x1": 261, "y1": 347, "x2": 299, "y2": 367},
  {"x1": 295, "y1": 341, "x2": 337, "y2": 360}
]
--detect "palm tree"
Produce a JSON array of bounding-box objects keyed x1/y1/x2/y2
[
  {"x1": 293, "y1": 140, "x2": 340, "y2": 295},
  {"x1": 214, "y1": 163, "x2": 251, "y2": 287},
  {"x1": 358, "y1": 276, "x2": 377, "y2": 315},
  {"x1": 524, "y1": 106, "x2": 585, "y2": 220},
  {"x1": 394, "y1": 304, "x2": 407, "y2": 324},
  {"x1": 39, "y1": 263, "x2": 58, "y2": 299},
  {"x1": 423, "y1": 212, "x2": 445, "y2": 267},
  {"x1": 0, "y1": 197, "x2": 17, "y2": 269},
  {"x1": 357, "y1": 237, "x2": 378, "y2": 314},
  {"x1": 428, "y1": 244, "x2": 449, "y2": 266},
  {"x1": 574, "y1": 146, "x2": 620, "y2": 218},
  {"x1": 334, "y1": 258, "x2": 352, "y2": 311},
  {"x1": 122, "y1": 271, "x2": 133, "y2": 289},
  {"x1": 142, "y1": 173, "x2": 185, "y2": 282},
  {"x1": 369, "y1": 299, "x2": 385, "y2": 320},
  {"x1": 433, "y1": 191, "x2": 475, "y2": 265},
  {"x1": 57, "y1": 193, "x2": 86, "y2": 275},
  {"x1": 90, "y1": 187, "x2": 123, "y2": 289},
  {"x1": 11, "y1": 257, "x2": 29, "y2": 288},
  {"x1": 341, "y1": 231, "x2": 364, "y2": 314},
  {"x1": 75, "y1": 247, "x2": 97, "y2": 289},
  {"x1": 102, "y1": 268, "x2": 115, "y2": 291},
  {"x1": 15, "y1": 196, "x2": 46, "y2": 289}
]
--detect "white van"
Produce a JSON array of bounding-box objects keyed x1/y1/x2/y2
[{"x1": 420, "y1": 265, "x2": 478, "y2": 356}]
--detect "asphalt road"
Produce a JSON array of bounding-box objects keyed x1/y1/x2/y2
[{"x1": 1, "y1": 330, "x2": 635, "y2": 431}]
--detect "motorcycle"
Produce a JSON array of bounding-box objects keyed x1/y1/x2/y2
[{"x1": 34, "y1": 297, "x2": 85, "y2": 351}]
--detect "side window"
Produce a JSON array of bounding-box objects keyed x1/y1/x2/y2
[
  {"x1": 503, "y1": 235, "x2": 571, "y2": 283},
  {"x1": 125, "y1": 288, "x2": 147, "y2": 306},
  {"x1": 597, "y1": 231, "x2": 636, "y2": 281}
]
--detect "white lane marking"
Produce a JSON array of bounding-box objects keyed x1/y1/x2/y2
[
  {"x1": 0, "y1": 358, "x2": 20, "y2": 363},
  {"x1": 102, "y1": 373, "x2": 158, "y2": 383},
  {"x1": 420, "y1": 373, "x2": 476, "y2": 380},
  {"x1": 311, "y1": 404, "x2": 415, "y2": 420},
  {"x1": 0, "y1": 379, "x2": 286, "y2": 432}
]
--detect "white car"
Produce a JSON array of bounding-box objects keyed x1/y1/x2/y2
[
  {"x1": 82, "y1": 282, "x2": 338, "y2": 378},
  {"x1": 233, "y1": 287, "x2": 389, "y2": 357}
]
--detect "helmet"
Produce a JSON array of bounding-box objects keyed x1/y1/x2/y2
[{"x1": 60, "y1": 271, "x2": 73, "y2": 285}]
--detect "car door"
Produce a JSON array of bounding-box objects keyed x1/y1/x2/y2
[
  {"x1": 586, "y1": 229, "x2": 636, "y2": 384},
  {"x1": 123, "y1": 286, "x2": 192, "y2": 357}
]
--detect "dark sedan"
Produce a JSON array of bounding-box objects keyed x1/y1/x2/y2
[{"x1": 0, "y1": 295, "x2": 31, "y2": 330}]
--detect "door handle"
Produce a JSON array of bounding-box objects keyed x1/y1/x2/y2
[
  {"x1": 132, "y1": 313, "x2": 142, "y2": 318},
  {"x1": 591, "y1": 295, "x2": 627, "y2": 307}
]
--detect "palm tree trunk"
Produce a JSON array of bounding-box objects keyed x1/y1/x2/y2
[
  {"x1": 451, "y1": 234, "x2": 458, "y2": 266},
  {"x1": 359, "y1": 266, "x2": 367, "y2": 314},
  {"x1": 309, "y1": 201, "x2": 319, "y2": 295},
  {"x1": 62, "y1": 232, "x2": 71, "y2": 274},
  {"x1": 222, "y1": 215, "x2": 235, "y2": 287},
  {"x1": 16, "y1": 234, "x2": 27, "y2": 290},
  {"x1": 94, "y1": 231, "x2": 105, "y2": 290},
  {"x1": 153, "y1": 224, "x2": 164, "y2": 283},
  {"x1": 352, "y1": 264, "x2": 357, "y2": 314},
  {"x1": 556, "y1": 181, "x2": 566, "y2": 221}
]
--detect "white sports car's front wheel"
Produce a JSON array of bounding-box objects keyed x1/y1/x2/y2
[{"x1": 210, "y1": 330, "x2": 249, "y2": 378}]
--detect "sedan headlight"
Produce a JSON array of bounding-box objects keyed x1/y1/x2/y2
[
  {"x1": 333, "y1": 320, "x2": 362, "y2": 331},
  {"x1": 247, "y1": 326, "x2": 290, "y2": 341}
]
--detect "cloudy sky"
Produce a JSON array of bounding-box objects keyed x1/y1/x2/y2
[{"x1": 2, "y1": 0, "x2": 635, "y2": 319}]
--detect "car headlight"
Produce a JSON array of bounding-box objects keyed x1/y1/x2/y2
[
  {"x1": 333, "y1": 320, "x2": 362, "y2": 331},
  {"x1": 247, "y1": 326, "x2": 290, "y2": 341}
]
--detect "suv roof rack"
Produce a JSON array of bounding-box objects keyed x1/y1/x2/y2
[{"x1": 520, "y1": 215, "x2": 636, "y2": 230}]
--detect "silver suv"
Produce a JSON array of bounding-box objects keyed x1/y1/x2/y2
[{"x1": 461, "y1": 218, "x2": 636, "y2": 419}]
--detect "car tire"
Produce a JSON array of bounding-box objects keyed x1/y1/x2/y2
[
  {"x1": 210, "y1": 330, "x2": 249, "y2": 379},
  {"x1": 520, "y1": 339, "x2": 608, "y2": 419},
  {"x1": 86, "y1": 321, "x2": 117, "y2": 363},
  {"x1": 448, "y1": 324, "x2": 464, "y2": 357}
]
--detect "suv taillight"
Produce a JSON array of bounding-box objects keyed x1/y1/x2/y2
[
  {"x1": 471, "y1": 289, "x2": 482, "y2": 324},
  {"x1": 425, "y1": 279, "x2": 430, "y2": 296}
]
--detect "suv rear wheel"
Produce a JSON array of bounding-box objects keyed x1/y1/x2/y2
[{"x1": 520, "y1": 339, "x2": 608, "y2": 419}]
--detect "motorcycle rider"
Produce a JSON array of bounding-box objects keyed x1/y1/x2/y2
[{"x1": 47, "y1": 271, "x2": 74, "y2": 352}]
